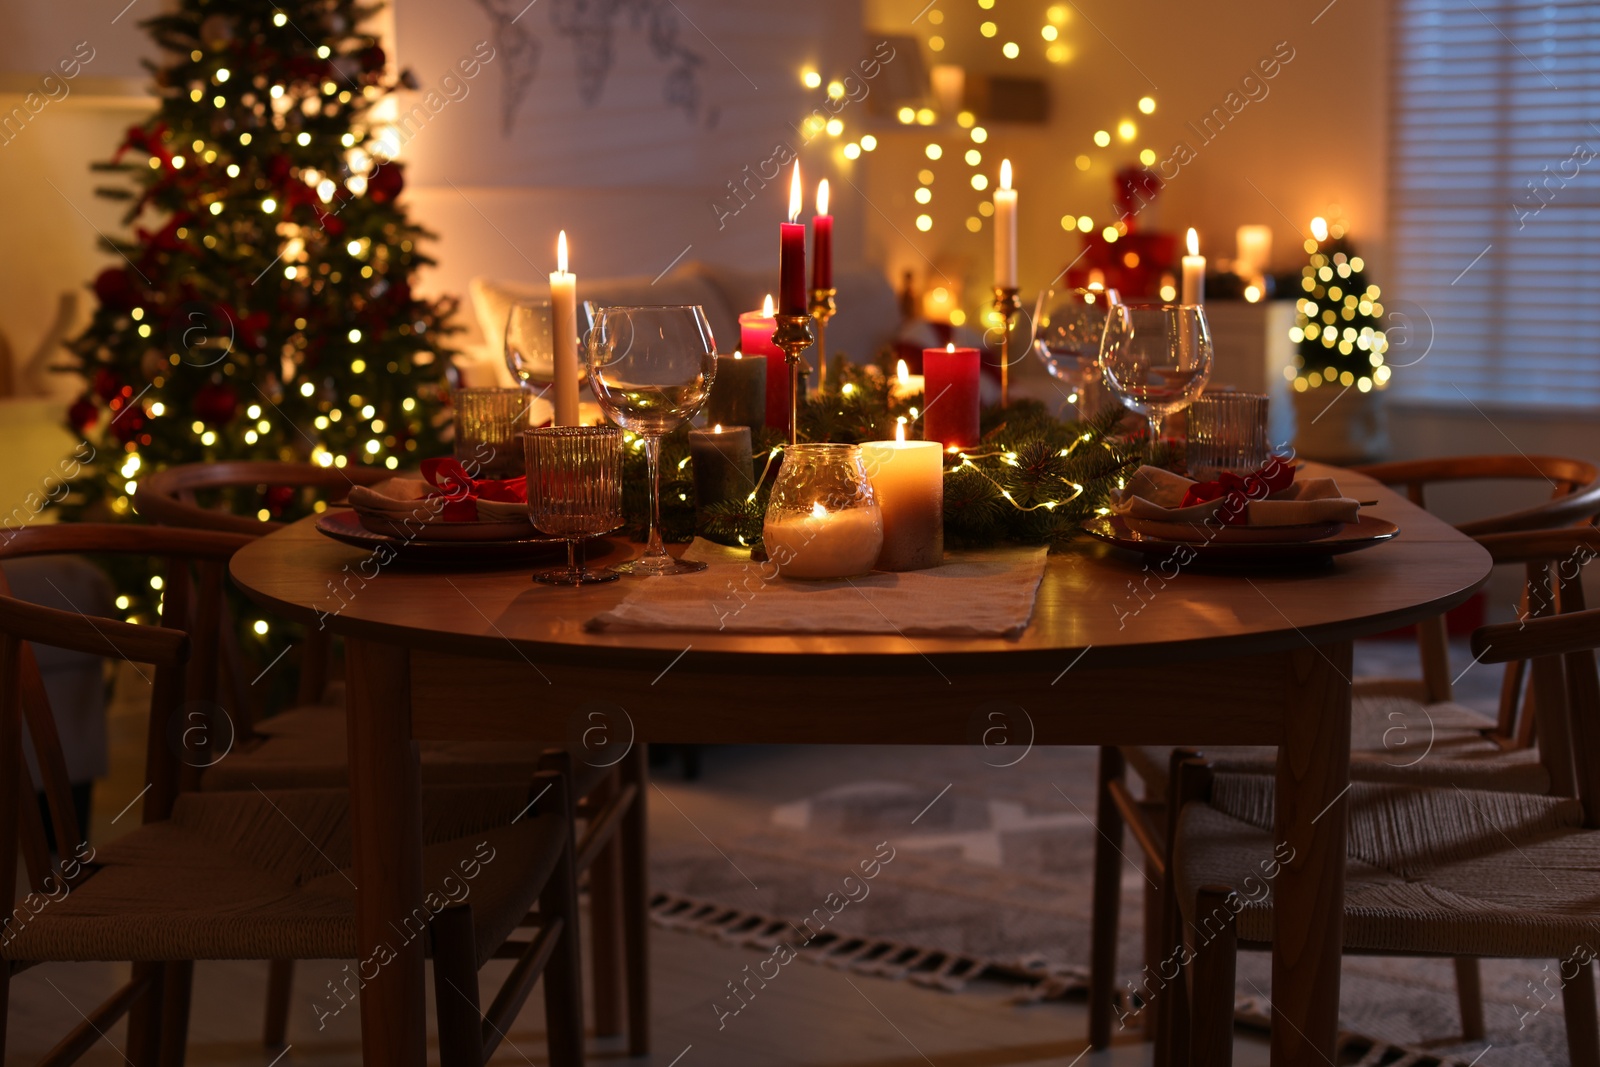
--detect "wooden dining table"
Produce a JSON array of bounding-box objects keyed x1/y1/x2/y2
[{"x1": 229, "y1": 463, "x2": 1491, "y2": 1066}]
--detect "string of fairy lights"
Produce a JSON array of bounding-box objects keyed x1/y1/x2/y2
[{"x1": 793, "y1": 2, "x2": 1164, "y2": 329}]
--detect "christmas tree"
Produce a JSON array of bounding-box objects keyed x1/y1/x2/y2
[
  {"x1": 61, "y1": 0, "x2": 455, "y2": 625},
  {"x1": 1288, "y1": 218, "x2": 1390, "y2": 393}
]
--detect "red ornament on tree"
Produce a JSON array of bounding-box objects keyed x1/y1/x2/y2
[
  {"x1": 93, "y1": 269, "x2": 140, "y2": 313},
  {"x1": 110, "y1": 406, "x2": 146, "y2": 444},
  {"x1": 194, "y1": 381, "x2": 238, "y2": 426},
  {"x1": 366, "y1": 161, "x2": 404, "y2": 204},
  {"x1": 93, "y1": 367, "x2": 124, "y2": 402},
  {"x1": 68, "y1": 396, "x2": 99, "y2": 432},
  {"x1": 263, "y1": 484, "x2": 297, "y2": 514}
]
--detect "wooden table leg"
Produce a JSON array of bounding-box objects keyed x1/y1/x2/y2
[
  {"x1": 347, "y1": 638, "x2": 426, "y2": 1067},
  {"x1": 1271, "y1": 642, "x2": 1352, "y2": 1066}
]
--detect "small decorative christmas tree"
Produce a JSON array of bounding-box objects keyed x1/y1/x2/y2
[
  {"x1": 61, "y1": 0, "x2": 455, "y2": 626},
  {"x1": 1288, "y1": 218, "x2": 1390, "y2": 393}
]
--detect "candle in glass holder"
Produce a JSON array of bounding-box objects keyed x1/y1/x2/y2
[
  {"x1": 688, "y1": 424, "x2": 753, "y2": 509},
  {"x1": 706, "y1": 352, "x2": 766, "y2": 431},
  {"x1": 861, "y1": 423, "x2": 943, "y2": 571},
  {"x1": 764, "y1": 501, "x2": 883, "y2": 580},
  {"x1": 922, "y1": 343, "x2": 981, "y2": 450}
]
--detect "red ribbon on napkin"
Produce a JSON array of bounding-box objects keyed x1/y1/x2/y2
[
  {"x1": 1180, "y1": 457, "x2": 1296, "y2": 526},
  {"x1": 419, "y1": 457, "x2": 526, "y2": 522}
]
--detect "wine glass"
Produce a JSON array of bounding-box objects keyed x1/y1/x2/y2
[
  {"x1": 1099, "y1": 302, "x2": 1213, "y2": 451},
  {"x1": 585, "y1": 305, "x2": 718, "y2": 576},
  {"x1": 1030, "y1": 286, "x2": 1121, "y2": 418},
  {"x1": 505, "y1": 299, "x2": 598, "y2": 396},
  {"x1": 525, "y1": 426, "x2": 624, "y2": 585}
]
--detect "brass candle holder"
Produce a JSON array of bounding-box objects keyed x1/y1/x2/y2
[
  {"x1": 771, "y1": 312, "x2": 816, "y2": 447},
  {"x1": 809, "y1": 286, "x2": 837, "y2": 392},
  {"x1": 991, "y1": 286, "x2": 1022, "y2": 408}
]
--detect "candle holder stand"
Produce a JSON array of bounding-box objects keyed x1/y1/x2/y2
[
  {"x1": 809, "y1": 287, "x2": 837, "y2": 392},
  {"x1": 991, "y1": 286, "x2": 1022, "y2": 408},
  {"x1": 772, "y1": 312, "x2": 816, "y2": 447}
]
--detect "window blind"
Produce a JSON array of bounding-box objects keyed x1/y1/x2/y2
[{"x1": 1389, "y1": 0, "x2": 1600, "y2": 409}]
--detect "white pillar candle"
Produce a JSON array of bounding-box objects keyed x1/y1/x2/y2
[
  {"x1": 1181, "y1": 227, "x2": 1205, "y2": 305},
  {"x1": 861, "y1": 424, "x2": 943, "y2": 571},
  {"x1": 994, "y1": 159, "x2": 1018, "y2": 289},
  {"x1": 764, "y1": 501, "x2": 883, "y2": 580},
  {"x1": 549, "y1": 230, "x2": 581, "y2": 426},
  {"x1": 889, "y1": 358, "x2": 925, "y2": 402}
]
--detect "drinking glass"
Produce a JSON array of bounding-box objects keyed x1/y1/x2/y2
[
  {"x1": 524, "y1": 426, "x2": 624, "y2": 585},
  {"x1": 585, "y1": 305, "x2": 718, "y2": 576},
  {"x1": 453, "y1": 387, "x2": 529, "y2": 480},
  {"x1": 1031, "y1": 286, "x2": 1121, "y2": 418},
  {"x1": 1187, "y1": 392, "x2": 1270, "y2": 480},
  {"x1": 505, "y1": 299, "x2": 597, "y2": 395},
  {"x1": 1099, "y1": 303, "x2": 1213, "y2": 449}
]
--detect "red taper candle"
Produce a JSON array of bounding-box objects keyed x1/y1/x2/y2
[
  {"x1": 922, "y1": 343, "x2": 981, "y2": 450},
  {"x1": 811, "y1": 178, "x2": 833, "y2": 291},
  {"x1": 778, "y1": 161, "x2": 807, "y2": 315}
]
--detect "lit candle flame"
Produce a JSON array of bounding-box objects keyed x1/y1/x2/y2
[
  {"x1": 1310, "y1": 216, "x2": 1329, "y2": 242},
  {"x1": 762, "y1": 293, "x2": 775, "y2": 317},
  {"x1": 895, "y1": 420, "x2": 906, "y2": 443},
  {"x1": 557, "y1": 230, "x2": 569, "y2": 273},
  {"x1": 999, "y1": 158, "x2": 1012, "y2": 191},
  {"x1": 816, "y1": 178, "x2": 829, "y2": 216},
  {"x1": 713, "y1": 424, "x2": 723, "y2": 433},
  {"x1": 788, "y1": 162, "x2": 802, "y2": 223},
  {"x1": 946, "y1": 342, "x2": 955, "y2": 353},
  {"x1": 732, "y1": 350, "x2": 742, "y2": 359},
  {"x1": 896, "y1": 358, "x2": 910, "y2": 384},
  {"x1": 810, "y1": 501, "x2": 827, "y2": 519},
  {"x1": 1186, "y1": 227, "x2": 1199, "y2": 257}
]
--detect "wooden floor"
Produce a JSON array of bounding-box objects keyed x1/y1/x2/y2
[{"x1": 6, "y1": 668, "x2": 1272, "y2": 1066}]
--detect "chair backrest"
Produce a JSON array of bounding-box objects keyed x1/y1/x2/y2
[
  {"x1": 136, "y1": 461, "x2": 387, "y2": 710},
  {"x1": 135, "y1": 460, "x2": 391, "y2": 535},
  {"x1": 0, "y1": 523, "x2": 251, "y2": 904},
  {"x1": 1354, "y1": 454, "x2": 1600, "y2": 535},
  {"x1": 1472, "y1": 529, "x2": 1600, "y2": 819},
  {"x1": 1351, "y1": 455, "x2": 1600, "y2": 709}
]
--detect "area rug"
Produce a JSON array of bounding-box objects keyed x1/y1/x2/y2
[{"x1": 647, "y1": 648, "x2": 1579, "y2": 1066}]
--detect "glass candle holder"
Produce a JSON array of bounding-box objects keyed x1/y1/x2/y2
[
  {"x1": 763, "y1": 443, "x2": 883, "y2": 581},
  {"x1": 1186, "y1": 391, "x2": 1269, "y2": 479},
  {"x1": 454, "y1": 387, "x2": 528, "y2": 480}
]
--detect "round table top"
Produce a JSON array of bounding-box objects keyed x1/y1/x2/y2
[{"x1": 229, "y1": 464, "x2": 1492, "y2": 673}]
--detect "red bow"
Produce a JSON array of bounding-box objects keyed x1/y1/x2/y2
[
  {"x1": 1180, "y1": 457, "x2": 1296, "y2": 526},
  {"x1": 420, "y1": 457, "x2": 526, "y2": 521}
]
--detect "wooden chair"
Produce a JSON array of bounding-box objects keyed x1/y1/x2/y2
[
  {"x1": 0, "y1": 523, "x2": 585, "y2": 1067},
  {"x1": 1177, "y1": 529, "x2": 1600, "y2": 1065},
  {"x1": 136, "y1": 461, "x2": 651, "y2": 1054},
  {"x1": 1086, "y1": 455, "x2": 1600, "y2": 1051}
]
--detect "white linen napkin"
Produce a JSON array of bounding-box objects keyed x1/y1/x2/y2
[
  {"x1": 587, "y1": 539, "x2": 1048, "y2": 637},
  {"x1": 1113, "y1": 466, "x2": 1360, "y2": 527}
]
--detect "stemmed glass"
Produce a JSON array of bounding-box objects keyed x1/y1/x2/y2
[
  {"x1": 505, "y1": 299, "x2": 598, "y2": 397},
  {"x1": 1030, "y1": 286, "x2": 1122, "y2": 418},
  {"x1": 585, "y1": 305, "x2": 717, "y2": 576},
  {"x1": 1099, "y1": 303, "x2": 1213, "y2": 451},
  {"x1": 524, "y1": 426, "x2": 624, "y2": 585}
]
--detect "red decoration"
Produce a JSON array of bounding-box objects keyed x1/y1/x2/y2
[
  {"x1": 68, "y1": 396, "x2": 99, "y2": 432},
  {"x1": 194, "y1": 381, "x2": 239, "y2": 426},
  {"x1": 110, "y1": 406, "x2": 146, "y2": 444},
  {"x1": 419, "y1": 457, "x2": 526, "y2": 522},
  {"x1": 366, "y1": 162, "x2": 404, "y2": 204},
  {"x1": 357, "y1": 45, "x2": 386, "y2": 73},
  {"x1": 93, "y1": 269, "x2": 140, "y2": 313},
  {"x1": 92, "y1": 367, "x2": 124, "y2": 402},
  {"x1": 1180, "y1": 458, "x2": 1297, "y2": 524},
  {"x1": 263, "y1": 485, "x2": 297, "y2": 513}
]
